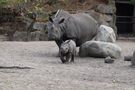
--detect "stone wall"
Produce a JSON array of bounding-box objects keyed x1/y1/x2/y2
[{"x1": 0, "y1": 0, "x2": 116, "y2": 41}]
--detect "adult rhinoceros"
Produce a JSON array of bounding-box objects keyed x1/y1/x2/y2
[{"x1": 47, "y1": 9, "x2": 98, "y2": 48}]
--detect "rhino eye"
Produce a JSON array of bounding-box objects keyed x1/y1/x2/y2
[
  {"x1": 49, "y1": 17, "x2": 53, "y2": 23},
  {"x1": 59, "y1": 18, "x2": 65, "y2": 24}
]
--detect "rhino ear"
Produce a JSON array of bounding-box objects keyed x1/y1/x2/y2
[
  {"x1": 49, "y1": 17, "x2": 53, "y2": 23},
  {"x1": 59, "y1": 18, "x2": 65, "y2": 24}
]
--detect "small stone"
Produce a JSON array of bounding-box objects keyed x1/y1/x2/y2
[
  {"x1": 104, "y1": 56, "x2": 114, "y2": 64},
  {"x1": 124, "y1": 56, "x2": 132, "y2": 61}
]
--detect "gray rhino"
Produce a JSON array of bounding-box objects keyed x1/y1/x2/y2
[
  {"x1": 60, "y1": 40, "x2": 76, "y2": 63},
  {"x1": 47, "y1": 9, "x2": 98, "y2": 48}
]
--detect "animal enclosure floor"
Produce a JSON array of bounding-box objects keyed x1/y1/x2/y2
[{"x1": 0, "y1": 41, "x2": 135, "y2": 90}]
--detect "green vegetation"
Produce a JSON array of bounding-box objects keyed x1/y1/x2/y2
[
  {"x1": 131, "y1": 0, "x2": 135, "y2": 5},
  {"x1": 0, "y1": 0, "x2": 46, "y2": 21},
  {"x1": 0, "y1": 0, "x2": 24, "y2": 7}
]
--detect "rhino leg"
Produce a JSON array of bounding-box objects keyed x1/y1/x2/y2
[
  {"x1": 66, "y1": 53, "x2": 72, "y2": 62},
  {"x1": 68, "y1": 53, "x2": 73, "y2": 62},
  {"x1": 60, "y1": 54, "x2": 66, "y2": 63},
  {"x1": 55, "y1": 40, "x2": 63, "y2": 57},
  {"x1": 55, "y1": 40, "x2": 63, "y2": 48},
  {"x1": 71, "y1": 54, "x2": 74, "y2": 62},
  {"x1": 61, "y1": 53, "x2": 72, "y2": 63}
]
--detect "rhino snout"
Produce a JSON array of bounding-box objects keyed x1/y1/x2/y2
[{"x1": 48, "y1": 36, "x2": 55, "y2": 40}]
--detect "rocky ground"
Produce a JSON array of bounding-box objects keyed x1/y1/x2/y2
[{"x1": 0, "y1": 40, "x2": 135, "y2": 90}]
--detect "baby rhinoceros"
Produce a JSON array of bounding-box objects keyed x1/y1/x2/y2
[{"x1": 60, "y1": 40, "x2": 76, "y2": 63}]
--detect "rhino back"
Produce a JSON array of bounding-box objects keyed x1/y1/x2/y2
[
  {"x1": 65, "y1": 13, "x2": 98, "y2": 46},
  {"x1": 69, "y1": 40, "x2": 76, "y2": 52}
]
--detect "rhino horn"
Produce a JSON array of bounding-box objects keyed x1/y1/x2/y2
[{"x1": 55, "y1": 9, "x2": 60, "y2": 17}]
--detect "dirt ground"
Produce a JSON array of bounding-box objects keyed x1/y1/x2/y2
[{"x1": 0, "y1": 40, "x2": 135, "y2": 90}]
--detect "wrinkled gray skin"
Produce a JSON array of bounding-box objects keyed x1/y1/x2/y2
[
  {"x1": 47, "y1": 10, "x2": 98, "y2": 49},
  {"x1": 60, "y1": 40, "x2": 76, "y2": 63}
]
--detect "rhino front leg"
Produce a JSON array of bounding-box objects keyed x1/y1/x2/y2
[
  {"x1": 66, "y1": 53, "x2": 72, "y2": 62},
  {"x1": 71, "y1": 54, "x2": 74, "y2": 62},
  {"x1": 60, "y1": 55, "x2": 66, "y2": 63},
  {"x1": 55, "y1": 40, "x2": 63, "y2": 57},
  {"x1": 55, "y1": 40, "x2": 63, "y2": 48}
]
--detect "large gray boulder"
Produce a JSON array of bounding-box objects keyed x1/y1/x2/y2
[
  {"x1": 79, "y1": 41, "x2": 121, "y2": 59},
  {"x1": 93, "y1": 25, "x2": 116, "y2": 42}
]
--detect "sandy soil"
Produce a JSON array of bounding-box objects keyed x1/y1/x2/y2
[{"x1": 0, "y1": 40, "x2": 135, "y2": 90}]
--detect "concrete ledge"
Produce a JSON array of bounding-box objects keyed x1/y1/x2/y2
[{"x1": 118, "y1": 37, "x2": 135, "y2": 41}]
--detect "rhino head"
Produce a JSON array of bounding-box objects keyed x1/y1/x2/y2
[
  {"x1": 60, "y1": 40, "x2": 70, "y2": 54},
  {"x1": 47, "y1": 10, "x2": 65, "y2": 40}
]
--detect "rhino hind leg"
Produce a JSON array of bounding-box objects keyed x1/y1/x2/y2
[
  {"x1": 71, "y1": 54, "x2": 74, "y2": 62},
  {"x1": 55, "y1": 40, "x2": 63, "y2": 57},
  {"x1": 66, "y1": 53, "x2": 72, "y2": 62}
]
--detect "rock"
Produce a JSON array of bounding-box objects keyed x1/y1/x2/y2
[
  {"x1": 131, "y1": 51, "x2": 135, "y2": 66},
  {"x1": 13, "y1": 31, "x2": 28, "y2": 41},
  {"x1": 13, "y1": 30, "x2": 48, "y2": 41},
  {"x1": 85, "y1": 10, "x2": 117, "y2": 36},
  {"x1": 33, "y1": 22, "x2": 46, "y2": 31},
  {"x1": 85, "y1": 10, "x2": 112, "y2": 26},
  {"x1": 12, "y1": 21, "x2": 48, "y2": 41},
  {"x1": 104, "y1": 56, "x2": 114, "y2": 64},
  {"x1": 124, "y1": 56, "x2": 132, "y2": 61},
  {"x1": 0, "y1": 35, "x2": 9, "y2": 41},
  {"x1": 93, "y1": 25, "x2": 116, "y2": 43},
  {"x1": 95, "y1": 4, "x2": 115, "y2": 14},
  {"x1": 79, "y1": 41, "x2": 121, "y2": 59},
  {"x1": 30, "y1": 31, "x2": 41, "y2": 41},
  {"x1": 6, "y1": 30, "x2": 16, "y2": 41},
  {"x1": 30, "y1": 30, "x2": 48, "y2": 41},
  {"x1": 30, "y1": 22, "x2": 48, "y2": 41},
  {"x1": 95, "y1": 2, "x2": 117, "y2": 36}
]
